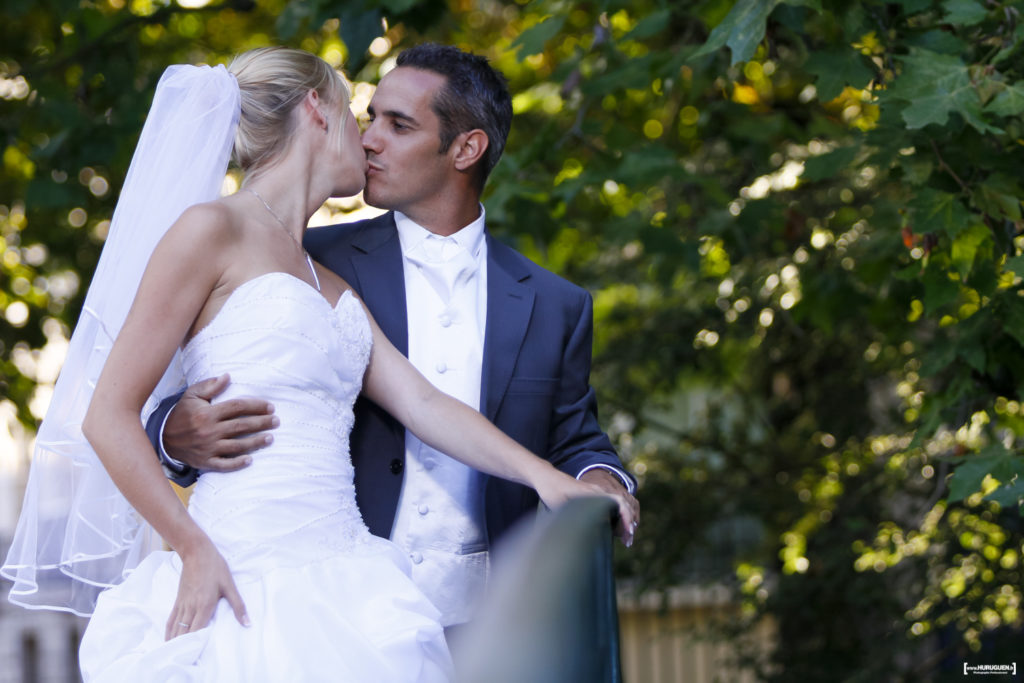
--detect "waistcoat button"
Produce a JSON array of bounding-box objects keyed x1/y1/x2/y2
[{"x1": 389, "y1": 458, "x2": 403, "y2": 475}]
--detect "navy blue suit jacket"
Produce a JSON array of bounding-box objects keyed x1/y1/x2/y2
[{"x1": 303, "y1": 212, "x2": 631, "y2": 544}]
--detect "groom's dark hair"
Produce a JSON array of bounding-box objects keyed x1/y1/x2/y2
[{"x1": 396, "y1": 43, "x2": 512, "y2": 189}]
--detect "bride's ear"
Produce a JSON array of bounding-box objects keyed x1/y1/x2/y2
[{"x1": 303, "y1": 89, "x2": 329, "y2": 132}]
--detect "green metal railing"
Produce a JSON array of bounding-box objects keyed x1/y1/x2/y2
[{"x1": 455, "y1": 497, "x2": 623, "y2": 683}]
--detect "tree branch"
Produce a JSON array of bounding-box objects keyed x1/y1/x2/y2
[{"x1": 929, "y1": 139, "x2": 969, "y2": 194}]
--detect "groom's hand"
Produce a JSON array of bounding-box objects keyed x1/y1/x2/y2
[
  {"x1": 579, "y1": 469, "x2": 640, "y2": 547},
  {"x1": 164, "y1": 373, "x2": 278, "y2": 472}
]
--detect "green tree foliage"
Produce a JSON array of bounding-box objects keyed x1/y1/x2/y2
[
  {"x1": 476, "y1": 0, "x2": 1024, "y2": 676},
  {"x1": 3, "y1": 0, "x2": 1024, "y2": 679}
]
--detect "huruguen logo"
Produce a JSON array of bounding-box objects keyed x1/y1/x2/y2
[{"x1": 963, "y1": 662, "x2": 1017, "y2": 676}]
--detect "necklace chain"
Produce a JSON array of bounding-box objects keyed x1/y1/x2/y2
[
  {"x1": 243, "y1": 188, "x2": 321, "y2": 292},
  {"x1": 244, "y1": 187, "x2": 303, "y2": 249}
]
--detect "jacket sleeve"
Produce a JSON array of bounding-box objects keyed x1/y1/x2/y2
[
  {"x1": 144, "y1": 390, "x2": 199, "y2": 487},
  {"x1": 545, "y1": 292, "x2": 636, "y2": 491}
]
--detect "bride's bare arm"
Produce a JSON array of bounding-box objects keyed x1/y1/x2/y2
[
  {"x1": 82, "y1": 203, "x2": 248, "y2": 639},
  {"x1": 357, "y1": 300, "x2": 636, "y2": 535}
]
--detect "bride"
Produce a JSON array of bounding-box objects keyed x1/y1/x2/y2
[{"x1": 2, "y1": 47, "x2": 630, "y2": 681}]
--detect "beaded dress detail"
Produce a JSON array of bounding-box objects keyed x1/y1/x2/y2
[{"x1": 78, "y1": 273, "x2": 452, "y2": 682}]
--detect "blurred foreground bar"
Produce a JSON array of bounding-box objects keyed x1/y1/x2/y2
[{"x1": 455, "y1": 497, "x2": 621, "y2": 683}]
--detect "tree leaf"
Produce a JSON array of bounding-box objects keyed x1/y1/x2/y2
[
  {"x1": 942, "y1": 0, "x2": 989, "y2": 26},
  {"x1": 338, "y1": 8, "x2": 383, "y2": 70},
  {"x1": 922, "y1": 265, "x2": 960, "y2": 314},
  {"x1": 975, "y1": 174, "x2": 1024, "y2": 222},
  {"x1": 624, "y1": 8, "x2": 672, "y2": 41},
  {"x1": 919, "y1": 341, "x2": 957, "y2": 378},
  {"x1": 981, "y1": 189, "x2": 1023, "y2": 222},
  {"x1": 950, "y1": 223, "x2": 989, "y2": 279},
  {"x1": 985, "y1": 480, "x2": 1024, "y2": 510},
  {"x1": 948, "y1": 454, "x2": 1003, "y2": 502},
  {"x1": 990, "y1": 455, "x2": 1024, "y2": 484},
  {"x1": 379, "y1": 0, "x2": 420, "y2": 11},
  {"x1": 900, "y1": 158, "x2": 934, "y2": 186},
  {"x1": 805, "y1": 50, "x2": 874, "y2": 102},
  {"x1": 983, "y1": 455, "x2": 1024, "y2": 509},
  {"x1": 512, "y1": 15, "x2": 566, "y2": 60},
  {"x1": 580, "y1": 55, "x2": 656, "y2": 96},
  {"x1": 892, "y1": 0, "x2": 933, "y2": 12},
  {"x1": 905, "y1": 29, "x2": 968, "y2": 55},
  {"x1": 993, "y1": 24, "x2": 1024, "y2": 65},
  {"x1": 613, "y1": 146, "x2": 688, "y2": 186},
  {"x1": 909, "y1": 188, "x2": 971, "y2": 237},
  {"x1": 890, "y1": 51, "x2": 1001, "y2": 134},
  {"x1": 1005, "y1": 255, "x2": 1024, "y2": 278},
  {"x1": 999, "y1": 296, "x2": 1024, "y2": 347},
  {"x1": 728, "y1": 111, "x2": 787, "y2": 142},
  {"x1": 958, "y1": 342, "x2": 986, "y2": 373},
  {"x1": 276, "y1": 0, "x2": 312, "y2": 40},
  {"x1": 985, "y1": 83, "x2": 1024, "y2": 116},
  {"x1": 690, "y1": 0, "x2": 781, "y2": 66},
  {"x1": 803, "y1": 145, "x2": 859, "y2": 181}
]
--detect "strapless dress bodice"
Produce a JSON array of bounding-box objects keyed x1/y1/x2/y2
[{"x1": 179, "y1": 273, "x2": 376, "y2": 573}]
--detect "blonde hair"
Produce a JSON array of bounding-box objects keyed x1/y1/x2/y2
[{"x1": 228, "y1": 47, "x2": 352, "y2": 175}]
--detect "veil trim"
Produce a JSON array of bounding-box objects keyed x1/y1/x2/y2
[{"x1": 2, "y1": 64, "x2": 240, "y2": 616}]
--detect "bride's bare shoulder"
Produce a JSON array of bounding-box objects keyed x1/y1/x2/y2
[{"x1": 168, "y1": 196, "x2": 246, "y2": 247}]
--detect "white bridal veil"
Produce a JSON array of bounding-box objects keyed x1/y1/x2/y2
[{"x1": 1, "y1": 64, "x2": 240, "y2": 615}]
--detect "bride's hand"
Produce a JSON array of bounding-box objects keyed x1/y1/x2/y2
[
  {"x1": 166, "y1": 536, "x2": 250, "y2": 640},
  {"x1": 534, "y1": 470, "x2": 638, "y2": 547}
]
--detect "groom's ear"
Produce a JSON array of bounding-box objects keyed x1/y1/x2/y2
[{"x1": 451, "y1": 129, "x2": 489, "y2": 173}]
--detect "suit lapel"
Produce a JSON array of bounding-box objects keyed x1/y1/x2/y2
[
  {"x1": 349, "y1": 212, "x2": 409, "y2": 356},
  {"x1": 481, "y1": 234, "x2": 535, "y2": 421}
]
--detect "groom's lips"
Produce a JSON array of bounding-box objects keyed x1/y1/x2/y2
[{"x1": 366, "y1": 162, "x2": 384, "y2": 176}]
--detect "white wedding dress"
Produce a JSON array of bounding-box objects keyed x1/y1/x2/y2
[{"x1": 78, "y1": 273, "x2": 453, "y2": 682}]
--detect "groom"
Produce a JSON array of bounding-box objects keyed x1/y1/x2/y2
[{"x1": 150, "y1": 43, "x2": 639, "y2": 627}]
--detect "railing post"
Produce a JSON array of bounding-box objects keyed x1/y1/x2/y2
[{"x1": 455, "y1": 497, "x2": 623, "y2": 683}]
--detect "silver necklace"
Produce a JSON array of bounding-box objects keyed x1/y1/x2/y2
[
  {"x1": 244, "y1": 188, "x2": 321, "y2": 292},
  {"x1": 244, "y1": 187, "x2": 288, "y2": 230}
]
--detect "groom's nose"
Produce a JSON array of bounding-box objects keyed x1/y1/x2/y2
[{"x1": 361, "y1": 121, "x2": 382, "y2": 154}]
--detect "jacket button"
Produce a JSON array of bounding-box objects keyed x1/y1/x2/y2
[{"x1": 389, "y1": 458, "x2": 403, "y2": 475}]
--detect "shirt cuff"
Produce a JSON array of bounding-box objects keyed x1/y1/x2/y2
[
  {"x1": 576, "y1": 464, "x2": 635, "y2": 495},
  {"x1": 158, "y1": 408, "x2": 189, "y2": 474}
]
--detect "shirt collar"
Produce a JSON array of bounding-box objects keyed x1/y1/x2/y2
[{"x1": 395, "y1": 205, "x2": 486, "y2": 260}]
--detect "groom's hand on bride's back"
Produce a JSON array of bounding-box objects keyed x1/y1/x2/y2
[{"x1": 164, "y1": 373, "x2": 279, "y2": 472}]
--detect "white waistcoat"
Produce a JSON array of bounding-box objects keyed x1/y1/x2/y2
[{"x1": 390, "y1": 210, "x2": 489, "y2": 626}]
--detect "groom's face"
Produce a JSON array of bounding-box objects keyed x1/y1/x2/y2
[{"x1": 362, "y1": 67, "x2": 453, "y2": 214}]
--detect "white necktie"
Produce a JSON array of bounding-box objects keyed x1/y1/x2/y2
[{"x1": 405, "y1": 235, "x2": 479, "y2": 303}]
